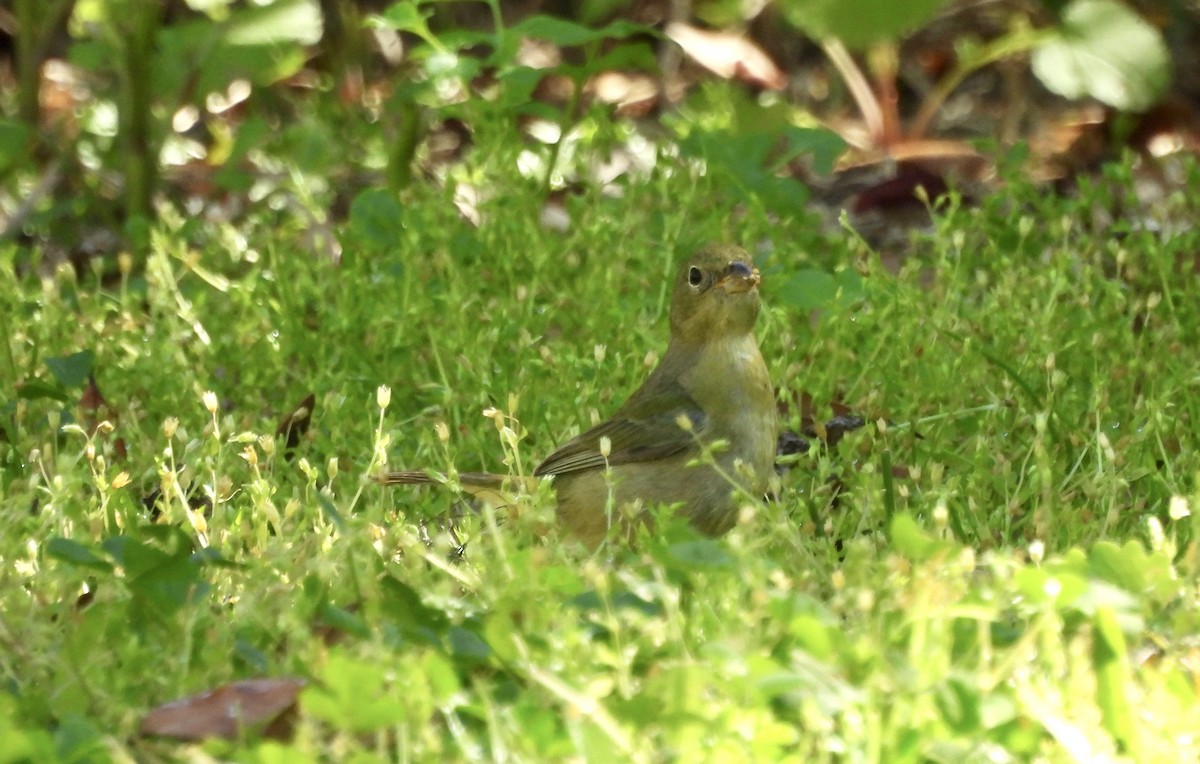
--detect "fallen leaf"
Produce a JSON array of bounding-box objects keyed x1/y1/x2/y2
[
  {"x1": 139, "y1": 678, "x2": 305, "y2": 741},
  {"x1": 587, "y1": 71, "x2": 662, "y2": 117},
  {"x1": 665, "y1": 23, "x2": 787, "y2": 90},
  {"x1": 80, "y1": 373, "x2": 127, "y2": 460}
]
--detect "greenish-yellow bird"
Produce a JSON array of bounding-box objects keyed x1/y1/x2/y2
[{"x1": 383, "y1": 244, "x2": 777, "y2": 547}]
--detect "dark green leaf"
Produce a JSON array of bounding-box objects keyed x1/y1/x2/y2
[
  {"x1": 778, "y1": 127, "x2": 847, "y2": 175},
  {"x1": 586, "y1": 42, "x2": 659, "y2": 73},
  {"x1": 53, "y1": 714, "x2": 106, "y2": 764},
  {"x1": 318, "y1": 603, "x2": 372, "y2": 640},
  {"x1": 45, "y1": 351, "x2": 94, "y2": 389},
  {"x1": 316, "y1": 493, "x2": 345, "y2": 532},
  {"x1": 448, "y1": 626, "x2": 492, "y2": 661},
  {"x1": 509, "y1": 16, "x2": 651, "y2": 47},
  {"x1": 347, "y1": 189, "x2": 406, "y2": 252},
  {"x1": 16, "y1": 380, "x2": 70, "y2": 402},
  {"x1": 379, "y1": 575, "x2": 449, "y2": 645},
  {"x1": 46, "y1": 538, "x2": 113, "y2": 572}
]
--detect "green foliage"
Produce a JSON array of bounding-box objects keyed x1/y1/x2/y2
[
  {"x1": 0, "y1": 120, "x2": 32, "y2": 175},
  {"x1": 775, "y1": 266, "x2": 863, "y2": 311},
  {"x1": 1, "y1": 5, "x2": 1199, "y2": 757},
  {"x1": 1032, "y1": 0, "x2": 1171, "y2": 112},
  {"x1": 3, "y1": 141, "x2": 1199, "y2": 757},
  {"x1": 44, "y1": 351, "x2": 94, "y2": 390},
  {"x1": 778, "y1": 0, "x2": 950, "y2": 49},
  {"x1": 370, "y1": 1, "x2": 659, "y2": 190}
]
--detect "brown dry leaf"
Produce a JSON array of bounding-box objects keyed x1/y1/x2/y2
[
  {"x1": 839, "y1": 139, "x2": 990, "y2": 181},
  {"x1": 426, "y1": 118, "x2": 473, "y2": 169},
  {"x1": 1028, "y1": 104, "x2": 1109, "y2": 182},
  {"x1": 79, "y1": 373, "x2": 127, "y2": 460},
  {"x1": 139, "y1": 678, "x2": 305, "y2": 741},
  {"x1": 775, "y1": 392, "x2": 866, "y2": 458},
  {"x1": 850, "y1": 163, "x2": 949, "y2": 215},
  {"x1": 587, "y1": 71, "x2": 662, "y2": 118},
  {"x1": 40, "y1": 60, "x2": 87, "y2": 134},
  {"x1": 665, "y1": 22, "x2": 787, "y2": 91}
]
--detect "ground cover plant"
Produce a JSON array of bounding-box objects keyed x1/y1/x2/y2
[
  {"x1": 3, "y1": 1, "x2": 1200, "y2": 761},
  {"x1": 5, "y1": 139, "x2": 1200, "y2": 760}
]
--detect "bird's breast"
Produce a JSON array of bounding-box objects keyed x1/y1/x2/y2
[{"x1": 680, "y1": 334, "x2": 777, "y2": 484}]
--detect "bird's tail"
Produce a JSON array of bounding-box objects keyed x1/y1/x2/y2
[{"x1": 378, "y1": 470, "x2": 537, "y2": 506}]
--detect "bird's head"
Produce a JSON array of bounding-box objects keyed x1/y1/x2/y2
[{"x1": 669, "y1": 244, "x2": 762, "y2": 344}]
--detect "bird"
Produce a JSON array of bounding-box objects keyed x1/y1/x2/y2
[{"x1": 382, "y1": 244, "x2": 778, "y2": 547}]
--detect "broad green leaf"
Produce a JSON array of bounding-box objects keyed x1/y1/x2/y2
[
  {"x1": 0, "y1": 695, "x2": 57, "y2": 761},
  {"x1": 934, "y1": 677, "x2": 982, "y2": 733},
  {"x1": 16, "y1": 379, "x2": 70, "y2": 402},
  {"x1": 787, "y1": 613, "x2": 835, "y2": 660},
  {"x1": 45, "y1": 351, "x2": 94, "y2": 389},
  {"x1": 318, "y1": 603, "x2": 371, "y2": 640},
  {"x1": 778, "y1": 0, "x2": 950, "y2": 50},
  {"x1": 347, "y1": 189, "x2": 406, "y2": 253},
  {"x1": 679, "y1": 129, "x2": 811, "y2": 215},
  {"x1": 889, "y1": 512, "x2": 954, "y2": 561},
  {"x1": 585, "y1": 41, "x2": 659, "y2": 74},
  {"x1": 100, "y1": 534, "x2": 210, "y2": 616},
  {"x1": 52, "y1": 714, "x2": 106, "y2": 763},
  {"x1": 1092, "y1": 606, "x2": 1136, "y2": 751},
  {"x1": 776, "y1": 268, "x2": 863, "y2": 311},
  {"x1": 1088, "y1": 539, "x2": 1179, "y2": 605},
  {"x1": 448, "y1": 626, "x2": 492, "y2": 662},
  {"x1": 370, "y1": 1, "x2": 434, "y2": 36},
  {"x1": 46, "y1": 537, "x2": 114, "y2": 572},
  {"x1": 1031, "y1": 0, "x2": 1169, "y2": 111},
  {"x1": 304, "y1": 651, "x2": 408, "y2": 731},
  {"x1": 1013, "y1": 566, "x2": 1088, "y2": 609},
  {"x1": 379, "y1": 575, "x2": 450, "y2": 646},
  {"x1": 778, "y1": 126, "x2": 847, "y2": 175},
  {"x1": 509, "y1": 16, "x2": 651, "y2": 47},
  {"x1": 222, "y1": 0, "x2": 322, "y2": 46},
  {"x1": 497, "y1": 67, "x2": 549, "y2": 113},
  {"x1": 776, "y1": 268, "x2": 834, "y2": 311}
]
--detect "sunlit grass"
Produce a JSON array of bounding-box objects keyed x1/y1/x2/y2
[{"x1": 2, "y1": 143, "x2": 1199, "y2": 760}]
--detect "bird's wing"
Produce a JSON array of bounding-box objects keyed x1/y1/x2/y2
[{"x1": 534, "y1": 386, "x2": 707, "y2": 476}]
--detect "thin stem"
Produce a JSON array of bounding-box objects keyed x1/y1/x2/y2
[
  {"x1": 821, "y1": 39, "x2": 883, "y2": 147},
  {"x1": 909, "y1": 27, "x2": 1049, "y2": 139}
]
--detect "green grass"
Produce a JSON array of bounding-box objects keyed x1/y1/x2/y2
[{"x1": 2, "y1": 134, "x2": 1199, "y2": 761}]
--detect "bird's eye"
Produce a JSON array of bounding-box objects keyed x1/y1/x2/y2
[{"x1": 687, "y1": 266, "x2": 704, "y2": 287}]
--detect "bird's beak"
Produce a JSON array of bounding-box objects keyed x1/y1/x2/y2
[{"x1": 717, "y1": 261, "x2": 761, "y2": 293}]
